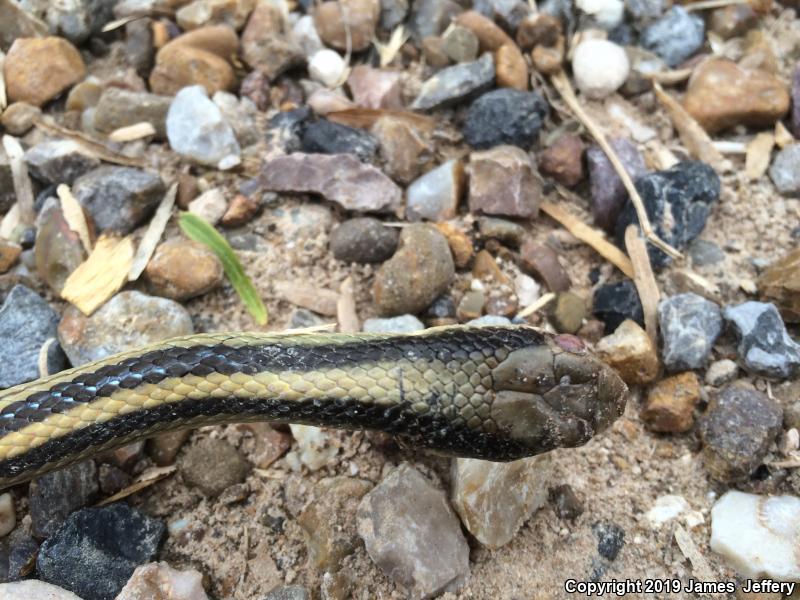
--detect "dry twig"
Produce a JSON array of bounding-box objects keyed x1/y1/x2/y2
[
  {"x1": 1, "y1": 135, "x2": 35, "y2": 225},
  {"x1": 96, "y1": 466, "x2": 177, "y2": 506},
  {"x1": 625, "y1": 225, "x2": 660, "y2": 344},
  {"x1": 745, "y1": 132, "x2": 775, "y2": 180},
  {"x1": 516, "y1": 292, "x2": 556, "y2": 320}
]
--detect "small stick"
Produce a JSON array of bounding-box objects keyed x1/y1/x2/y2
[
  {"x1": 1, "y1": 136, "x2": 35, "y2": 226},
  {"x1": 516, "y1": 292, "x2": 556, "y2": 320},
  {"x1": 625, "y1": 225, "x2": 660, "y2": 345},
  {"x1": 685, "y1": 0, "x2": 747, "y2": 11}
]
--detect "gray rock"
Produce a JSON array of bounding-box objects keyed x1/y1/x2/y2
[
  {"x1": 586, "y1": 138, "x2": 648, "y2": 232},
  {"x1": 406, "y1": 159, "x2": 464, "y2": 222},
  {"x1": 94, "y1": 88, "x2": 171, "y2": 140},
  {"x1": 288, "y1": 308, "x2": 327, "y2": 329},
  {"x1": 124, "y1": 17, "x2": 154, "y2": 76},
  {"x1": 768, "y1": 144, "x2": 800, "y2": 198},
  {"x1": 213, "y1": 91, "x2": 259, "y2": 148},
  {"x1": 477, "y1": 217, "x2": 527, "y2": 247},
  {"x1": 658, "y1": 293, "x2": 723, "y2": 372},
  {"x1": 357, "y1": 464, "x2": 469, "y2": 597},
  {"x1": 45, "y1": 0, "x2": 116, "y2": 44},
  {"x1": 262, "y1": 587, "x2": 310, "y2": 600},
  {"x1": 301, "y1": 120, "x2": 379, "y2": 163},
  {"x1": 178, "y1": 438, "x2": 251, "y2": 497},
  {"x1": 35, "y1": 198, "x2": 87, "y2": 294},
  {"x1": 329, "y1": 217, "x2": 399, "y2": 263},
  {"x1": 640, "y1": 6, "x2": 705, "y2": 67},
  {"x1": 701, "y1": 386, "x2": 783, "y2": 482},
  {"x1": 723, "y1": 301, "x2": 800, "y2": 379},
  {"x1": 0, "y1": 580, "x2": 84, "y2": 600},
  {"x1": 166, "y1": 85, "x2": 241, "y2": 169},
  {"x1": 0, "y1": 146, "x2": 17, "y2": 214},
  {"x1": 57, "y1": 291, "x2": 194, "y2": 366},
  {"x1": 409, "y1": 0, "x2": 461, "y2": 40},
  {"x1": 474, "y1": 0, "x2": 530, "y2": 30},
  {"x1": 625, "y1": 0, "x2": 667, "y2": 23},
  {"x1": 72, "y1": 166, "x2": 165, "y2": 234},
  {"x1": 467, "y1": 314, "x2": 512, "y2": 326},
  {"x1": 380, "y1": 0, "x2": 408, "y2": 29},
  {"x1": 0, "y1": 0, "x2": 48, "y2": 53},
  {"x1": 25, "y1": 140, "x2": 100, "y2": 185},
  {"x1": 467, "y1": 145, "x2": 542, "y2": 218},
  {"x1": 442, "y1": 26, "x2": 479, "y2": 63},
  {"x1": 29, "y1": 461, "x2": 99, "y2": 538},
  {"x1": 688, "y1": 239, "x2": 726, "y2": 267},
  {"x1": 7, "y1": 535, "x2": 39, "y2": 581},
  {"x1": 0, "y1": 285, "x2": 61, "y2": 389},
  {"x1": 412, "y1": 53, "x2": 495, "y2": 111},
  {"x1": 362, "y1": 315, "x2": 426, "y2": 333}
]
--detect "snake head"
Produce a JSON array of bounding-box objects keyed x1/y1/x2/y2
[{"x1": 490, "y1": 334, "x2": 627, "y2": 456}]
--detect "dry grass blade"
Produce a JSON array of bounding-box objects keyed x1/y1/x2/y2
[
  {"x1": 648, "y1": 68, "x2": 693, "y2": 85},
  {"x1": 550, "y1": 70, "x2": 682, "y2": 260},
  {"x1": 129, "y1": 183, "x2": 177, "y2": 281},
  {"x1": 674, "y1": 525, "x2": 717, "y2": 583},
  {"x1": 101, "y1": 15, "x2": 142, "y2": 32},
  {"x1": 1, "y1": 135, "x2": 35, "y2": 225},
  {"x1": 541, "y1": 197, "x2": 635, "y2": 278},
  {"x1": 774, "y1": 121, "x2": 795, "y2": 149},
  {"x1": 37, "y1": 338, "x2": 57, "y2": 377},
  {"x1": 33, "y1": 117, "x2": 146, "y2": 168},
  {"x1": 745, "y1": 132, "x2": 775, "y2": 180},
  {"x1": 57, "y1": 184, "x2": 93, "y2": 253},
  {"x1": 337, "y1": 276, "x2": 360, "y2": 333},
  {"x1": 96, "y1": 466, "x2": 177, "y2": 506},
  {"x1": 327, "y1": 108, "x2": 435, "y2": 131},
  {"x1": 625, "y1": 225, "x2": 660, "y2": 344},
  {"x1": 108, "y1": 122, "x2": 157, "y2": 143},
  {"x1": 274, "y1": 281, "x2": 339, "y2": 316},
  {"x1": 0, "y1": 204, "x2": 21, "y2": 240},
  {"x1": 516, "y1": 292, "x2": 556, "y2": 320},
  {"x1": 374, "y1": 25, "x2": 409, "y2": 68},
  {"x1": 62, "y1": 234, "x2": 135, "y2": 315},
  {"x1": 653, "y1": 82, "x2": 729, "y2": 173},
  {"x1": 0, "y1": 51, "x2": 6, "y2": 111},
  {"x1": 685, "y1": 0, "x2": 748, "y2": 10}
]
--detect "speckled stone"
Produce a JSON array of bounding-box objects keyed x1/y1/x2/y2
[
  {"x1": 658, "y1": 293, "x2": 722, "y2": 372},
  {"x1": 640, "y1": 6, "x2": 704, "y2": 67}
]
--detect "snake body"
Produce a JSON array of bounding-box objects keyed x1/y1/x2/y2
[{"x1": 0, "y1": 326, "x2": 627, "y2": 489}]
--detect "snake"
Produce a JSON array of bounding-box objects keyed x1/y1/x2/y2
[{"x1": 0, "y1": 325, "x2": 627, "y2": 490}]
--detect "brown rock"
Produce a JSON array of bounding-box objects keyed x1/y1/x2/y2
[
  {"x1": 161, "y1": 24, "x2": 239, "y2": 60},
  {"x1": 435, "y1": 222, "x2": 474, "y2": 269},
  {"x1": 454, "y1": 11, "x2": 513, "y2": 51},
  {"x1": 422, "y1": 36, "x2": 451, "y2": 68},
  {"x1": 314, "y1": 0, "x2": 379, "y2": 52},
  {"x1": 179, "y1": 437, "x2": 251, "y2": 497},
  {"x1": 239, "y1": 423, "x2": 291, "y2": 469},
  {"x1": 0, "y1": 102, "x2": 42, "y2": 135},
  {"x1": 550, "y1": 291, "x2": 586, "y2": 334},
  {"x1": 240, "y1": 69, "x2": 272, "y2": 111},
  {"x1": 371, "y1": 116, "x2": 433, "y2": 184},
  {"x1": 145, "y1": 239, "x2": 224, "y2": 301},
  {"x1": 4, "y1": 37, "x2": 86, "y2": 107},
  {"x1": 642, "y1": 372, "x2": 701, "y2": 433},
  {"x1": 595, "y1": 319, "x2": 659, "y2": 385},
  {"x1": 149, "y1": 44, "x2": 235, "y2": 96},
  {"x1": 708, "y1": 4, "x2": 757, "y2": 39},
  {"x1": 683, "y1": 57, "x2": 789, "y2": 134},
  {"x1": 0, "y1": 239, "x2": 21, "y2": 273},
  {"x1": 147, "y1": 430, "x2": 191, "y2": 466},
  {"x1": 457, "y1": 290, "x2": 485, "y2": 320},
  {"x1": 220, "y1": 194, "x2": 260, "y2": 227},
  {"x1": 241, "y1": 1, "x2": 304, "y2": 79},
  {"x1": 518, "y1": 239, "x2": 571, "y2": 292},
  {"x1": 495, "y1": 43, "x2": 528, "y2": 90},
  {"x1": 758, "y1": 248, "x2": 800, "y2": 322},
  {"x1": 467, "y1": 145, "x2": 542, "y2": 218},
  {"x1": 472, "y1": 249, "x2": 509, "y2": 284},
  {"x1": 539, "y1": 133, "x2": 585, "y2": 187},
  {"x1": 531, "y1": 36, "x2": 565, "y2": 75},
  {"x1": 347, "y1": 66, "x2": 403, "y2": 109},
  {"x1": 516, "y1": 13, "x2": 561, "y2": 51},
  {"x1": 176, "y1": 173, "x2": 199, "y2": 210}
]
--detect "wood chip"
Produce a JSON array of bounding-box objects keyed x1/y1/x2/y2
[
  {"x1": 327, "y1": 108, "x2": 435, "y2": 131},
  {"x1": 674, "y1": 525, "x2": 717, "y2": 582},
  {"x1": 375, "y1": 25, "x2": 408, "y2": 67},
  {"x1": 653, "y1": 82, "x2": 729, "y2": 173},
  {"x1": 57, "y1": 184, "x2": 93, "y2": 253},
  {"x1": 775, "y1": 120, "x2": 795, "y2": 149},
  {"x1": 108, "y1": 121, "x2": 157, "y2": 143},
  {"x1": 337, "y1": 276, "x2": 360, "y2": 333},
  {"x1": 274, "y1": 281, "x2": 339, "y2": 316},
  {"x1": 128, "y1": 184, "x2": 177, "y2": 281},
  {"x1": 96, "y1": 466, "x2": 177, "y2": 506},
  {"x1": 1, "y1": 135, "x2": 35, "y2": 225},
  {"x1": 33, "y1": 117, "x2": 146, "y2": 168},
  {"x1": 745, "y1": 132, "x2": 775, "y2": 180},
  {"x1": 625, "y1": 225, "x2": 660, "y2": 345},
  {"x1": 61, "y1": 234, "x2": 135, "y2": 315},
  {"x1": 516, "y1": 292, "x2": 556, "y2": 320},
  {"x1": 541, "y1": 198, "x2": 635, "y2": 279}
]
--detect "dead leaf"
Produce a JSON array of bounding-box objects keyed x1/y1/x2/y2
[
  {"x1": 745, "y1": 132, "x2": 775, "y2": 180},
  {"x1": 374, "y1": 25, "x2": 408, "y2": 68},
  {"x1": 128, "y1": 184, "x2": 177, "y2": 281},
  {"x1": 57, "y1": 184, "x2": 93, "y2": 253}
]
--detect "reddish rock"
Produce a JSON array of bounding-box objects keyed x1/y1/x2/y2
[
  {"x1": 0, "y1": 240, "x2": 21, "y2": 273},
  {"x1": 314, "y1": 0, "x2": 379, "y2": 52},
  {"x1": 160, "y1": 24, "x2": 239, "y2": 60},
  {"x1": 539, "y1": 134, "x2": 585, "y2": 187},
  {"x1": 642, "y1": 372, "x2": 701, "y2": 433},
  {"x1": 220, "y1": 194, "x2": 260, "y2": 227},
  {"x1": 347, "y1": 66, "x2": 403, "y2": 109},
  {"x1": 4, "y1": 37, "x2": 86, "y2": 106},
  {"x1": 467, "y1": 145, "x2": 542, "y2": 218},
  {"x1": 435, "y1": 222, "x2": 474, "y2": 269},
  {"x1": 518, "y1": 239, "x2": 571, "y2": 292}
]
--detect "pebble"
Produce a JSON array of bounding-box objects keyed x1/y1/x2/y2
[
  {"x1": 467, "y1": 145, "x2": 541, "y2": 218},
  {"x1": 241, "y1": 2, "x2": 304, "y2": 79},
  {"x1": 263, "y1": 587, "x2": 310, "y2": 600},
  {"x1": 58, "y1": 290, "x2": 194, "y2": 365},
  {"x1": 4, "y1": 37, "x2": 86, "y2": 106},
  {"x1": 531, "y1": 36, "x2": 565, "y2": 75},
  {"x1": 288, "y1": 424, "x2": 338, "y2": 470},
  {"x1": 641, "y1": 372, "x2": 700, "y2": 433},
  {"x1": 166, "y1": 85, "x2": 240, "y2": 169},
  {"x1": 298, "y1": 477, "x2": 373, "y2": 571},
  {"x1": 514, "y1": 273, "x2": 540, "y2": 306},
  {"x1": 478, "y1": 217, "x2": 527, "y2": 247},
  {"x1": 586, "y1": 138, "x2": 647, "y2": 232},
  {"x1": 25, "y1": 140, "x2": 100, "y2": 186},
  {"x1": 0, "y1": 102, "x2": 42, "y2": 135},
  {"x1": 125, "y1": 16, "x2": 154, "y2": 76},
  {"x1": 457, "y1": 290, "x2": 485, "y2": 321},
  {"x1": 683, "y1": 58, "x2": 790, "y2": 134},
  {"x1": 294, "y1": 14, "x2": 324, "y2": 57},
  {"x1": 538, "y1": 133, "x2": 584, "y2": 188},
  {"x1": 116, "y1": 562, "x2": 208, "y2": 600},
  {"x1": 260, "y1": 153, "x2": 403, "y2": 215},
  {"x1": 308, "y1": 50, "x2": 347, "y2": 88},
  {"x1": 516, "y1": 13, "x2": 561, "y2": 50},
  {"x1": 301, "y1": 120, "x2": 379, "y2": 163},
  {"x1": 451, "y1": 456, "x2": 551, "y2": 548},
  {"x1": 373, "y1": 224, "x2": 455, "y2": 315},
  {"x1": 572, "y1": 39, "x2": 629, "y2": 99},
  {"x1": 705, "y1": 359, "x2": 738, "y2": 387},
  {"x1": 348, "y1": 66, "x2": 402, "y2": 110},
  {"x1": 495, "y1": 43, "x2": 528, "y2": 91},
  {"x1": 594, "y1": 521, "x2": 625, "y2": 561},
  {"x1": 145, "y1": 239, "x2": 223, "y2": 301},
  {"x1": 436, "y1": 222, "x2": 474, "y2": 269},
  {"x1": 0, "y1": 0, "x2": 48, "y2": 51},
  {"x1": 708, "y1": 4, "x2": 758, "y2": 39},
  {"x1": 710, "y1": 491, "x2": 800, "y2": 581},
  {"x1": 357, "y1": 464, "x2": 469, "y2": 597},
  {"x1": 406, "y1": 159, "x2": 465, "y2": 222},
  {"x1": 362, "y1": 315, "x2": 426, "y2": 333},
  {"x1": 221, "y1": 194, "x2": 260, "y2": 227},
  {"x1": 37, "y1": 504, "x2": 165, "y2": 600},
  {"x1": 371, "y1": 116, "x2": 433, "y2": 184},
  {"x1": 0, "y1": 239, "x2": 21, "y2": 273},
  {"x1": 768, "y1": 144, "x2": 800, "y2": 198},
  {"x1": 148, "y1": 430, "x2": 192, "y2": 467},
  {"x1": 443, "y1": 26, "x2": 479, "y2": 63},
  {"x1": 7, "y1": 534, "x2": 39, "y2": 581},
  {"x1": 0, "y1": 580, "x2": 83, "y2": 600},
  {"x1": 188, "y1": 188, "x2": 228, "y2": 225},
  {"x1": 421, "y1": 36, "x2": 451, "y2": 67},
  {"x1": 658, "y1": 293, "x2": 722, "y2": 372},
  {"x1": 0, "y1": 285, "x2": 61, "y2": 388},
  {"x1": 29, "y1": 461, "x2": 99, "y2": 539},
  {"x1": 640, "y1": 6, "x2": 704, "y2": 67},
  {"x1": 595, "y1": 319, "x2": 659, "y2": 385},
  {"x1": 314, "y1": 0, "x2": 379, "y2": 51},
  {"x1": 35, "y1": 199, "x2": 87, "y2": 294},
  {"x1": 701, "y1": 385, "x2": 783, "y2": 482},
  {"x1": 454, "y1": 11, "x2": 514, "y2": 50},
  {"x1": 179, "y1": 437, "x2": 251, "y2": 497},
  {"x1": 410, "y1": 0, "x2": 461, "y2": 40},
  {"x1": 592, "y1": 280, "x2": 644, "y2": 334},
  {"x1": 758, "y1": 248, "x2": 800, "y2": 322},
  {"x1": 615, "y1": 161, "x2": 720, "y2": 268},
  {"x1": 211, "y1": 91, "x2": 259, "y2": 148},
  {"x1": 94, "y1": 88, "x2": 172, "y2": 140},
  {"x1": 329, "y1": 217, "x2": 399, "y2": 263},
  {"x1": 411, "y1": 53, "x2": 495, "y2": 111},
  {"x1": 687, "y1": 239, "x2": 726, "y2": 268},
  {"x1": 150, "y1": 28, "x2": 236, "y2": 95},
  {"x1": 550, "y1": 292, "x2": 587, "y2": 334},
  {"x1": 644, "y1": 495, "x2": 694, "y2": 529},
  {"x1": 462, "y1": 88, "x2": 548, "y2": 150},
  {"x1": 0, "y1": 150, "x2": 13, "y2": 214},
  {"x1": 550, "y1": 484, "x2": 584, "y2": 521},
  {"x1": 66, "y1": 77, "x2": 102, "y2": 113},
  {"x1": 518, "y1": 240, "x2": 571, "y2": 293},
  {"x1": 380, "y1": 0, "x2": 408, "y2": 29},
  {"x1": 72, "y1": 166, "x2": 166, "y2": 233},
  {"x1": 0, "y1": 492, "x2": 14, "y2": 537},
  {"x1": 468, "y1": 315, "x2": 512, "y2": 326},
  {"x1": 723, "y1": 301, "x2": 800, "y2": 379}
]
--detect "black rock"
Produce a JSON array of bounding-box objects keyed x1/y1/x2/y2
[
  {"x1": 7, "y1": 535, "x2": 39, "y2": 581},
  {"x1": 268, "y1": 107, "x2": 311, "y2": 153},
  {"x1": 593, "y1": 521, "x2": 625, "y2": 561},
  {"x1": 549, "y1": 484, "x2": 584, "y2": 521},
  {"x1": 29, "y1": 460, "x2": 99, "y2": 539},
  {"x1": 614, "y1": 160, "x2": 720, "y2": 268},
  {"x1": 301, "y1": 120, "x2": 379, "y2": 162},
  {"x1": 329, "y1": 218, "x2": 399, "y2": 264},
  {"x1": 462, "y1": 89, "x2": 549, "y2": 150},
  {"x1": 25, "y1": 140, "x2": 100, "y2": 186},
  {"x1": 0, "y1": 285, "x2": 62, "y2": 389},
  {"x1": 37, "y1": 503, "x2": 165, "y2": 600},
  {"x1": 592, "y1": 280, "x2": 644, "y2": 334},
  {"x1": 72, "y1": 166, "x2": 166, "y2": 234}
]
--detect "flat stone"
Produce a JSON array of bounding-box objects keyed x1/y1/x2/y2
[
  {"x1": 683, "y1": 58, "x2": 790, "y2": 134},
  {"x1": 329, "y1": 217, "x2": 399, "y2": 263},
  {"x1": 242, "y1": 1, "x2": 304, "y2": 78},
  {"x1": 758, "y1": 248, "x2": 800, "y2": 322},
  {"x1": 145, "y1": 239, "x2": 223, "y2": 301},
  {"x1": 362, "y1": 315, "x2": 426, "y2": 333},
  {"x1": 29, "y1": 461, "x2": 98, "y2": 539},
  {"x1": 25, "y1": 140, "x2": 100, "y2": 186},
  {"x1": 301, "y1": 120, "x2": 379, "y2": 162},
  {"x1": 178, "y1": 438, "x2": 251, "y2": 497},
  {"x1": 115, "y1": 562, "x2": 208, "y2": 600},
  {"x1": 4, "y1": 37, "x2": 86, "y2": 106},
  {"x1": 94, "y1": 88, "x2": 172, "y2": 140},
  {"x1": 596, "y1": 319, "x2": 659, "y2": 385},
  {"x1": 688, "y1": 239, "x2": 726, "y2": 267},
  {"x1": 260, "y1": 153, "x2": 403, "y2": 215},
  {"x1": 357, "y1": 464, "x2": 469, "y2": 597},
  {"x1": 592, "y1": 279, "x2": 644, "y2": 334},
  {"x1": 411, "y1": 53, "x2": 495, "y2": 111},
  {"x1": 34, "y1": 198, "x2": 87, "y2": 293},
  {"x1": 188, "y1": 188, "x2": 228, "y2": 225},
  {"x1": 640, "y1": 6, "x2": 704, "y2": 67},
  {"x1": 518, "y1": 240, "x2": 571, "y2": 292},
  {"x1": 538, "y1": 133, "x2": 584, "y2": 188},
  {"x1": 406, "y1": 159, "x2": 465, "y2": 222},
  {"x1": 586, "y1": 138, "x2": 647, "y2": 232},
  {"x1": 314, "y1": 0, "x2": 379, "y2": 52},
  {"x1": 371, "y1": 116, "x2": 434, "y2": 184},
  {"x1": 467, "y1": 145, "x2": 541, "y2": 218},
  {"x1": 768, "y1": 144, "x2": 800, "y2": 198},
  {"x1": 642, "y1": 372, "x2": 701, "y2": 433},
  {"x1": 658, "y1": 293, "x2": 722, "y2": 372},
  {"x1": 457, "y1": 289, "x2": 485, "y2": 321},
  {"x1": 462, "y1": 88, "x2": 548, "y2": 150}
]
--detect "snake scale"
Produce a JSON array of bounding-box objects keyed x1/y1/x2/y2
[{"x1": 0, "y1": 325, "x2": 627, "y2": 489}]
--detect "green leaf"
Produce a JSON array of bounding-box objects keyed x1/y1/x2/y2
[{"x1": 178, "y1": 212, "x2": 268, "y2": 326}]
